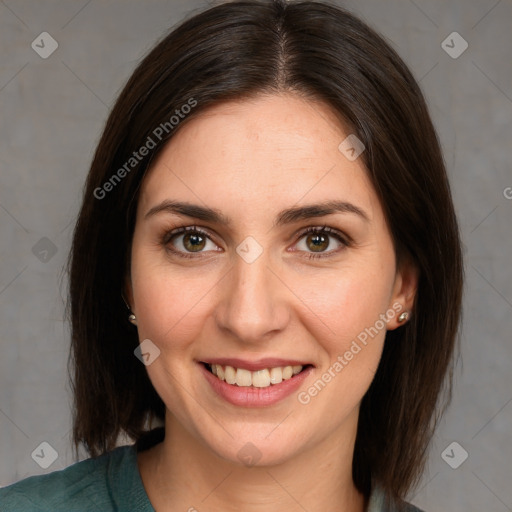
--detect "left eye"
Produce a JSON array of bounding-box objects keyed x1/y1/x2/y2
[{"x1": 294, "y1": 227, "x2": 347, "y2": 257}]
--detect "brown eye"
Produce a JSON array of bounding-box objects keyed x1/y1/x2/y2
[
  {"x1": 182, "y1": 232, "x2": 206, "y2": 252},
  {"x1": 164, "y1": 227, "x2": 220, "y2": 257},
  {"x1": 293, "y1": 226, "x2": 349, "y2": 259},
  {"x1": 305, "y1": 232, "x2": 330, "y2": 252}
]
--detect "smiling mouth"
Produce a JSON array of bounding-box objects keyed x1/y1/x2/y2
[{"x1": 203, "y1": 362, "x2": 312, "y2": 388}]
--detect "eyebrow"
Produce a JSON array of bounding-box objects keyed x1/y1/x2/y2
[{"x1": 144, "y1": 199, "x2": 369, "y2": 226}]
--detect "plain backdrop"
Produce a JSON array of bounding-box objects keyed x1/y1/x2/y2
[{"x1": 0, "y1": 1, "x2": 511, "y2": 510}]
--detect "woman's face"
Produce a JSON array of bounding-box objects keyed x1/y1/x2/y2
[{"x1": 128, "y1": 93, "x2": 415, "y2": 466}]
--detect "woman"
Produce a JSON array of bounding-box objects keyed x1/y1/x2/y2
[{"x1": 0, "y1": 0, "x2": 463, "y2": 510}]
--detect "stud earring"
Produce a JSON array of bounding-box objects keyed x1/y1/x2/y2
[
  {"x1": 122, "y1": 294, "x2": 137, "y2": 326},
  {"x1": 398, "y1": 311, "x2": 409, "y2": 323}
]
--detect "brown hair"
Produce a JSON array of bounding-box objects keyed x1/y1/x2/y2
[{"x1": 67, "y1": 0, "x2": 463, "y2": 504}]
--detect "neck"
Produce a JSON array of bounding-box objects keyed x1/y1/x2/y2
[{"x1": 138, "y1": 411, "x2": 367, "y2": 512}]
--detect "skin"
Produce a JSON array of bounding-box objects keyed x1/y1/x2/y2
[{"x1": 126, "y1": 93, "x2": 418, "y2": 512}]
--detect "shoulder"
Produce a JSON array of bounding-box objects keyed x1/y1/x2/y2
[
  {"x1": 397, "y1": 502, "x2": 424, "y2": 512},
  {"x1": 368, "y1": 484, "x2": 425, "y2": 512},
  {"x1": 0, "y1": 444, "x2": 139, "y2": 512}
]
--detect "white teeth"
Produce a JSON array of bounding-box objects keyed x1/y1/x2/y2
[
  {"x1": 235, "y1": 368, "x2": 252, "y2": 387},
  {"x1": 252, "y1": 369, "x2": 271, "y2": 388},
  {"x1": 208, "y1": 363, "x2": 304, "y2": 388},
  {"x1": 224, "y1": 365, "x2": 236, "y2": 385},
  {"x1": 269, "y1": 367, "x2": 283, "y2": 384},
  {"x1": 282, "y1": 366, "x2": 293, "y2": 380}
]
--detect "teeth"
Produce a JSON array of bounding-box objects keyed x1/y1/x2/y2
[
  {"x1": 235, "y1": 368, "x2": 252, "y2": 387},
  {"x1": 269, "y1": 367, "x2": 283, "y2": 384},
  {"x1": 224, "y1": 365, "x2": 236, "y2": 385},
  {"x1": 252, "y1": 369, "x2": 270, "y2": 388},
  {"x1": 282, "y1": 366, "x2": 293, "y2": 380},
  {"x1": 209, "y1": 364, "x2": 304, "y2": 388}
]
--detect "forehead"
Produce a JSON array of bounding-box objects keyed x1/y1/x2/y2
[{"x1": 138, "y1": 94, "x2": 378, "y2": 222}]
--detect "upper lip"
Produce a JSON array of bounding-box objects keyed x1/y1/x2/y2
[{"x1": 200, "y1": 358, "x2": 313, "y2": 372}]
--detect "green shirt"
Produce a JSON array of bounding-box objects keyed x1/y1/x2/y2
[{"x1": 0, "y1": 430, "x2": 423, "y2": 511}]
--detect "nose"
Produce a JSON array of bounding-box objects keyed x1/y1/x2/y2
[{"x1": 214, "y1": 248, "x2": 290, "y2": 345}]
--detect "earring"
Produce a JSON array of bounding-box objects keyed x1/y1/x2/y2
[
  {"x1": 398, "y1": 311, "x2": 409, "y2": 323},
  {"x1": 122, "y1": 294, "x2": 137, "y2": 326}
]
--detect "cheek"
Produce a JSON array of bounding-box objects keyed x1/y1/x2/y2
[
  {"x1": 292, "y1": 261, "x2": 395, "y2": 346},
  {"x1": 292, "y1": 271, "x2": 393, "y2": 421},
  {"x1": 130, "y1": 249, "x2": 218, "y2": 350}
]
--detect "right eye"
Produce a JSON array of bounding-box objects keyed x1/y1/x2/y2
[{"x1": 163, "y1": 226, "x2": 222, "y2": 258}]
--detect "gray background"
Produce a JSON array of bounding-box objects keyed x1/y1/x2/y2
[{"x1": 0, "y1": 0, "x2": 511, "y2": 510}]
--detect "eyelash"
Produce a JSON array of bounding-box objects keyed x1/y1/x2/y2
[{"x1": 161, "y1": 225, "x2": 350, "y2": 260}]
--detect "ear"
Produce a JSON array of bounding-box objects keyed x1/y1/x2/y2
[{"x1": 387, "y1": 255, "x2": 419, "y2": 330}]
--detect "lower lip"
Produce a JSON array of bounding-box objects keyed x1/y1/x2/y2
[{"x1": 200, "y1": 363, "x2": 313, "y2": 407}]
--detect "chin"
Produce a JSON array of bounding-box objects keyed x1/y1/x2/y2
[{"x1": 198, "y1": 423, "x2": 309, "y2": 468}]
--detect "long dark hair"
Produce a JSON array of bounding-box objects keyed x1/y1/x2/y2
[{"x1": 67, "y1": 0, "x2": 463, "y2": 504}]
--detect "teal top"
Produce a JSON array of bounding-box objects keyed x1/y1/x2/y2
[{"x1": 0, "y1": 429, "x2": 423, "y2": 511}]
